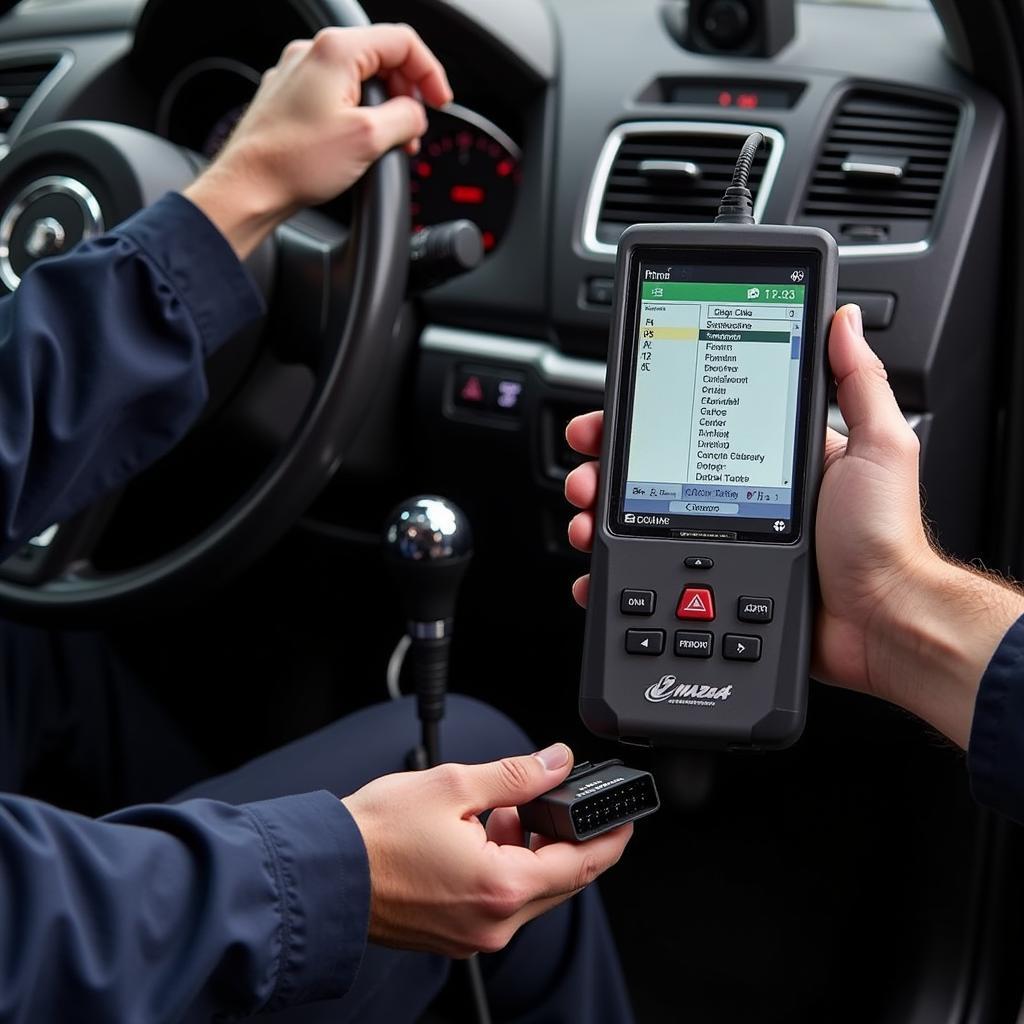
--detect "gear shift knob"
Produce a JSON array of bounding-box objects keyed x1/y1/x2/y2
[{"x1": 382, "y1": 496, "x2": 473, "y2": 631}]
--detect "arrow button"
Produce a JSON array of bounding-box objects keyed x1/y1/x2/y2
[
  {"x1": 684, "y1": 556, "x2": 714, "y2": 570},
  {"x1": 625, "y1": 629, "x2": 665, "y2": 656},
  {"x1": 723, "y1": 634, "x2": 762, "y2": 662}
]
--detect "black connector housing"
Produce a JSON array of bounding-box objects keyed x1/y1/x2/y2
[{"x1": 518, "y1": 760, "x2": 660, "y2": 842}]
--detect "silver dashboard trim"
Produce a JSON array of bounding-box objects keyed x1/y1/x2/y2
[
  {"x1": 422, "y1": 324, "x2": 923, "y2": 432},
  {"x1": 840, "y1": 159, "x2": 905, "y2": 180},
  {"x1": 422, "y1": 325, "x2": 605, "y2": 389},
  {"x1": 836, "y1": 240, "x2": 930, "y2": 258},
  {"x1": 579, "y1": 121, "x2": 786, "y2": 260}
]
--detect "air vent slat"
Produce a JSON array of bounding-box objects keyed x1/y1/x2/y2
[
  {"x1": 839, "y1": 99, "x2": 958, "y2": 122},
  {"x1": 799, "y1": 89, "x2": 959, "y2": 242},
  {"x1": 594, "y1": 127, "x2": 775, "y2": 238},
  {"x1": 0, "y1": 59, "x2": 59, "y2": 134},
  {"x1": 813, "y1": 171, "x2": 944, "y2": 187},
  {"x1": 831, "y1": 116, "x2": 955, "y2": 136}
]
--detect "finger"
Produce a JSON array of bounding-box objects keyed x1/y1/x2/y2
[
  {"x1": 277, "y1": 39, "x2": 312, "y2": 70},
  {"x1": 503, "y1": 823, "x2": 633, "y2": 902},
  {"x1": 385, "y1": 67, "x2": 417, "y2": 100},
  {"x1": 565, "y1": 461, "x2": 599, "y2": 510},
  {"x1": 572, "y1": 575, "x2": 590, "y2": 609},
  {"x1": 451, "y1": 743, "x2": 574, "y2": 814},
  {"x1": 528, "y1": 829, "x2": 562, "y2": 851},
  {"x1": 357, "y1": 96, "x2": 428, "y2": 157},
  {"x1": 385, "y1": 71, "x2": 423, "y2": 152},
  {"x1": 339, "y1": 24, "x2": 452, "y2": 107},
  {"x1": 829, "y1": 304, "x2": 915, "y2": 464},
  {"x1": 823, "y1": 426, "x2": 847, "y2": 468},
  {"x1": 566, "y1": 411, "x2": 603, "y2": 458},
  {"x1": 567, "y1": 511, "x2": 594, "y2": 553},
  {"x1": 485, "y1": 807, "x2": 526, "y2": 847}
]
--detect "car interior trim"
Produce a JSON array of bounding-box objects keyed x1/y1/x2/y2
[
  {"x1": 579, "y1": 120, "x2": 786, "y2": 259},
  {"x1": 422, "y1": 324, "x2": 606, "y2": 389},
  {"x1": 4, "y1": 49, "x2": 73, "y2": 149},
  {"x1": 420, "y1": 324, "x2": 922, "y2": 434}
]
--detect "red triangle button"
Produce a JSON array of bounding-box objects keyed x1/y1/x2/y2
[
  {"x1": 460, "y1": 375, "x2": 485, "y2": 403},
  {"x1": 676, "y1": 586, "x2": 715, "y2": 621}
]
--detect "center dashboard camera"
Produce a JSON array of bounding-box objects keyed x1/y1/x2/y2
[{"x1": 579, "y1": 132, "x2": 838, "y2": 751}]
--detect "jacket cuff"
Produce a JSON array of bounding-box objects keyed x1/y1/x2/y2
[
  {"x1": 112, "y1": 192, "x2": 266, "y2": 356},
  {"x1": 245, "y1": 791, "x2": 370, "y2": 1010},
  {"x1": 967, "y1": 613, "x2": 1024, "y2": 821}
]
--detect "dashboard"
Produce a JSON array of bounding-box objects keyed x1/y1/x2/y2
[
  {"x1": 0, "y1": 0, "x2": 1002, "y2": 554},
  {"x1": 2, "y1": 0, "x2": 997, "y2": 559}
]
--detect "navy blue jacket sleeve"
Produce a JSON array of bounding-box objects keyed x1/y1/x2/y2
[
  {"x1": 968, "y1": 614, "x2": 1024, "y2": 821},
  {"x1": 0, "y1": 790, "x2": 370, "y2": 1022},
  {"x1": 0, "y1": 191, "x2": 264, "y2": 557}
]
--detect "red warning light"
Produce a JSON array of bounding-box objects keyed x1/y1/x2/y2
[
  {"x1": 460, "y1": 375, "x2": 485, "y2": 403},
  {"x1": 450, "y1": 185, "x2": 486, "y2": 205},
  {"x1": 415, "y1": 161, "x2": 432, "y2": 178},
  {"x1": 737, "y1": 93, "x2": 759, "y2": 109},
  {"x1": 718, "y1": 91, "x2": 733, "y2": 107},
  {"x1": 482, "y1": 231, "x2": 496, "y2": 252},
  {"x1": 496, "y1": 159, "x2": 515, "y2": 178}
]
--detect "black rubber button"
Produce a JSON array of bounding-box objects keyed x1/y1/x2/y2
[
  {"x1": 674, "y1": 631, "x2": 713, "y2": 658},
  {"x1": 620, "y1": 589, "x2": 656, "y2": 615},
  {"x1": 722, "y1": 634, "x2": 762, "y2": 661},
  {"x1": 684, "y1": 556, "x2": 714, "y2": 569},
  {"x1": 625, "y1": 630, "x2": 665, "y2": 655},
  {"x1": 737, "y1": 596, "x2": 774, "y2": 623}
]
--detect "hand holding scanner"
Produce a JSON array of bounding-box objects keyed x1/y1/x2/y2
[{"x1": 580, "y1": 134, "x2": 838, "y2": 750}]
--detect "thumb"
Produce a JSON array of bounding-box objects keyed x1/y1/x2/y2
[
  {"x1": 829, "y1": 303, "x2": 915, "y2": 464},
  {"x1": 356, "y1": 95, "x2": 428, "y2": 157},
  {"x1": 454, "y1": 744, "x2": 575, "y2": 814}
]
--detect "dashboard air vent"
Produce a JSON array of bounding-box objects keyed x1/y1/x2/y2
[
  {"x1": 0, "y1": 60, "x2": 60, "y2": 136},
  {"x1": 799, "y1": 90, "x2": 960, "y2": 248},
  {"x1": 583, "y1": 123, "x2": 781, "y2": 255}
]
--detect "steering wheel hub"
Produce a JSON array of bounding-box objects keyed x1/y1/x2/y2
[
  {"x1": 0, "y1": 176, "x2": 104, "y2": 290},
  {"x1": 0, "y1": 119, "x2": 202, "y2": 299}
]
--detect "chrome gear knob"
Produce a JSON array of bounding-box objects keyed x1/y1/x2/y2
[{"x1": 382, "y1": 496, "x2": 473, "y2": 627}]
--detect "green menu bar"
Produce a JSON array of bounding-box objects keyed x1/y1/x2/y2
[{"x1": 642, "y1": 282, "x2": 805, "y2": 303}]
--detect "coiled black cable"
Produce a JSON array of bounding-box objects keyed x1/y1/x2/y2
[{"x1": 715, "y1": 131, "x2": 764, "y2": 224}]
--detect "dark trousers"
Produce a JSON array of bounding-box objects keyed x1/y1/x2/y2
[{"x1": 0, "y1": 624, "x2": 634, "y2": 1023}]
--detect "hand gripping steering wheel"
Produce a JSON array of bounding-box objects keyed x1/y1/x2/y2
[{"x1": 0, "y1": 0, "x2": 408, "y2": 623}]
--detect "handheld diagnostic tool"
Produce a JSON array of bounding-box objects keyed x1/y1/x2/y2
[{"x1": 580, "y1": 134, "x2": 838, "y2": 750}]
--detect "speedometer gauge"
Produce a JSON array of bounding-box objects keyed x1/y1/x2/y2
[
  {"x1": 158, "y1": 58, "x2": 260, "y2": 159},
  {"x1": 411, "y1": 105, "x2": 521, "y2": 254}
]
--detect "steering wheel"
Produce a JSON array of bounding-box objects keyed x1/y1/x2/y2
[{"x1": 0, "y1": 0, "x2": 409, "y2": 623}]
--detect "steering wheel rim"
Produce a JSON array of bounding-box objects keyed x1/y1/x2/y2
[{"x1": 0, "y1": 0, "x2": 410, "y2": 622}]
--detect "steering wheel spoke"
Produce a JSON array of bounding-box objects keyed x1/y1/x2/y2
[{"x1": 271, "y1": 210, "x2": 351, "y2": 369}]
